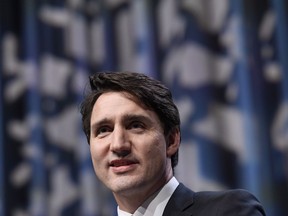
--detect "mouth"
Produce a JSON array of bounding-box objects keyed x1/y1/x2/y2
[
  {"x1": 109, "y1": 159, "x2": 138, "y2": 173},
  {"x1": 110, "y1": 159, "x2": 137, "y2": 167}
]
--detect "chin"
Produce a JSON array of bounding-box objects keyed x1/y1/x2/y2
[{"x1": 110, "y1": 177, "x2": 146, "y2": 194}]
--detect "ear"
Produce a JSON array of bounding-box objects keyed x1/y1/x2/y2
[{"x1": 166, "y1": 127, "x2": 181, "y2": 157}]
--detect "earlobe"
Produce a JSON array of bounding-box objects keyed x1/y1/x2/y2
[{"x1": 166, "y1": 127, "x2": 180, "y2": 157}]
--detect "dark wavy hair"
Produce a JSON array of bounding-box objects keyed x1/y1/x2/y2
[{"x1": 80, "y1": 71, "x2": 181, "y2": 169}]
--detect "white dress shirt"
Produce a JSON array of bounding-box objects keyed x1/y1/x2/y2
[{"x1": 117, "y1": 177, "x2": 179, "y2": 216}]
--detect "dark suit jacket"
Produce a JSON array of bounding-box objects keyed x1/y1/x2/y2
[{"x1": 163, "y1": 183, "x2": 266, "y2": 216}]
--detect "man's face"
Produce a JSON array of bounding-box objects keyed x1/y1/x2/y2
[{"x1": 89, "y1": 92, "x2": 176, "y2": 198}]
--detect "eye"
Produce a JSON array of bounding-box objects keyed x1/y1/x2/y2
[
  {"x1": 128, "y1": 121, "x2": 145, "y2": 131},
  {"x1": 96, "y1": 126, "x2": 112, "y2": 137}
]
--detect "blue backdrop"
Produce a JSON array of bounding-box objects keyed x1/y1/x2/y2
[{"x1": 1, "y1": 0, "x2": 288, "y2": 215}]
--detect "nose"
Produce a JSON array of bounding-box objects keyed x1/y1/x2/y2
[{"x1": 110, "y1": 126, "x2": 131, "y2": 157}]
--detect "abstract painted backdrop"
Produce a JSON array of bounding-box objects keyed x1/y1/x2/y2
[{"x1": 1, "y1": 0, "x2": 288, "y2": 215}]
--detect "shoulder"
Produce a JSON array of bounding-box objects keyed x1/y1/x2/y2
[
  {"x1": 196, "y1": 188, "x2": 257, "y2": 201},
  {"x1": 194, "y1": 189, "x2": 266, "y2": 215},
  {"x1": 165, "y1": 184, "x2": 266, "y2": 215},
  {"x1": 174, "y1": 184, "x2": 259, "y2": 202}
]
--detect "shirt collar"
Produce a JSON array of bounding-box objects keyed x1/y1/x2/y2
[{"x1": 117, "y1": 177, "x2": 179, "y2": 216}]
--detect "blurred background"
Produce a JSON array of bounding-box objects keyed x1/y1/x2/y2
[{"x1": 1, "y1": 0, "x2": 288, "y2": 215}]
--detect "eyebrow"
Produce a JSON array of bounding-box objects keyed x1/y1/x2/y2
[
  {"x1": 91, "y1": 114, "x2": 152, "y2": 130},
  {"x1": 122, "y1": 114, "x2": 151, "y2": 124},
  {"x1": 91, "y1": 118, "x2": 110, "y2": 132}
]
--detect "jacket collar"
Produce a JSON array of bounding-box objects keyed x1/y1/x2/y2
[{"x1": 163, "y1": 183, "x2": 195, "y2": 216}]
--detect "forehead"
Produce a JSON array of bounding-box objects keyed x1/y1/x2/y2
[{"x1": 92, "y1": 91, "x2": 152, "y2": 117}]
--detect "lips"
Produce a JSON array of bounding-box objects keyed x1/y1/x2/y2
[
  {"x1": 109, "y1": 159, "x2": 138, "y2": 173},
  {"x1": 110, "y1": 159, "x2": 136, "y2": 167}
]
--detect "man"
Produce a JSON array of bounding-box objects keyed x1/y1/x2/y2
[{"x1": 80, "y1": 71, "x2": 266, "y2": 216}]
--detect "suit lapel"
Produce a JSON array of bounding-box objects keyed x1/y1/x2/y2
[{"x1": 163, "y1": 183, "x2": 195, "y2": 216}]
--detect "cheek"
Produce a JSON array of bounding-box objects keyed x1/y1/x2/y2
[
  {"x1": 90, "y1": 145, "x2": 107, "y2": 178},
  {"x1": 90, "y1": 143, "x2": 105, "y2": 164},
  {"x1": 144, "y1": 136, "x2": 167, "y2": 159}
]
